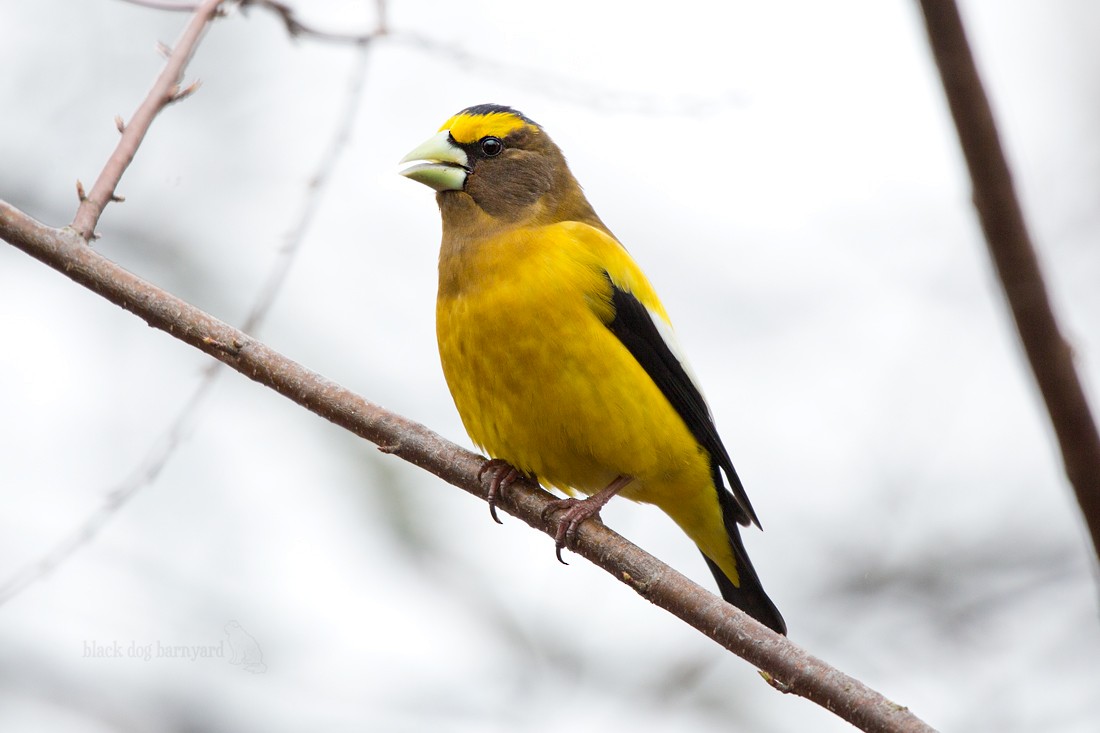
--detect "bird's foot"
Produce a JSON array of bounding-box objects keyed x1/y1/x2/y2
[
  {"x1": 540, "y1": 497, "x2": 600, "y2": 565},
  {"x1": 478, "y1": 459, "x2": 524, "y2": 524},
  {"x1": 540, "y1": 475, "x2": 633, "y2": 564}
]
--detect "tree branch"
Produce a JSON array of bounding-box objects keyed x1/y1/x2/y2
[
  {"x1": 917, "y1": 0, "x2": 1100, "y2": 563},
  {"x1": 1, "y1": 201, "x2": 936, "y2": 733},
  {"x1": 72, "y1": 0, "x2": 224, "y2": 240}
]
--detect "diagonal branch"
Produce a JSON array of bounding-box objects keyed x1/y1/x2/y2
[
  {"x1": 72, "y1": 0, "x2": 225, "y2": 240},
  {"x1": 0, "y1": 201, "x2": 937, "y2": 733},
  {"x1": 917, "y1": 0, "x2": 1100, "y2": 564}
]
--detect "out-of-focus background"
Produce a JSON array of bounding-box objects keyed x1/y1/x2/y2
[{"x1": 2, "y1": 1, "x2": 1099, "y2": 730}]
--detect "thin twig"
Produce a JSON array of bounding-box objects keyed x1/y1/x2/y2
[
  {"x1": 917, "y1": 0, "x2": 1100, "y2": 564},
  {"x1": 0, "y1": 201, "x2": 938, "y2": 733},
  {"x1": 72, "y1": 0, "x2": 224, "y2": 240},
  {"x1": 0, "y1": 38, "x2": 375, "y2": 607}
]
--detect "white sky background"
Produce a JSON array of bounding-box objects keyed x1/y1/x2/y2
[{"x1": 2, "y1": 0, "x2": 1099, "y2": 731}]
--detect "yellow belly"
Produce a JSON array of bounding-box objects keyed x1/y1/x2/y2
[
  {"x1": 436, "y1": 225, "x2": 709, "y2": 508},
  {"x1": 435, "y1": 222, "x2": 739, "y2": 581}
]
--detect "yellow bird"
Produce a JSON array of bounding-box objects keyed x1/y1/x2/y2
[{"x1": 400, "y1": 104, "x2": 785, "y2": 634}]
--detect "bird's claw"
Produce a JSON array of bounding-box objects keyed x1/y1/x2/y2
[
  {"x1": 541, "y1": 497, "x2": 603, "y2": 565},
  {"x1": 478, "y1": 459, "x2": 522, "y2": 524}
]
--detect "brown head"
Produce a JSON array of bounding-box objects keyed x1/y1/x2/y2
[{"x1": 399, "y1": 104, "x2": 606, "y2": 232}]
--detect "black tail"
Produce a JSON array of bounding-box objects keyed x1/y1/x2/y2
[
  {"x1": 702, "y1": 548, "x2": 786, "y2": 635},
  {"x1": 704, "y1": 488, "x2": 787, "y2": 635}
]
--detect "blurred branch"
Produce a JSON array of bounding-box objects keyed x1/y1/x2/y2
[
  {"x1": 0, "y1": 202, "x2": 936, "y2": 733},
  {"x1": 74, "y1": 0, "x2": 223, "y2": 240},
  {"x1": 917, "y1": 0, "x2": 1100, "y2": 565},
  {"x1": 0, "y1": 29, "x2": 375, "y2": 607},
  {"x1": 121, "y1": 0, "x2": 742, "y2": 114},
  {"x1": 0, "y1": 370, "x2": 218, "y2": 606}
]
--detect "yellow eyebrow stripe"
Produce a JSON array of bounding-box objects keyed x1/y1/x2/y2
[{"x1": 441, "y1": 111, "x2": 537, "y2": 144}]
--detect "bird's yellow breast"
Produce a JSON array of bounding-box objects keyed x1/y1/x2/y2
[{"x1": 436, "y1": 220, "x2": 711, "y2": 505}]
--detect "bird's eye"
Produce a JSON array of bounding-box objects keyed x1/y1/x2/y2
[{"x1": 480, "y1": 137, "x2": 504, "y2": 157}]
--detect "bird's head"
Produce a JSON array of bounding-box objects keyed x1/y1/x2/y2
[{"x1": 400, "y1": 104, "x2": 602, "y2": 229}]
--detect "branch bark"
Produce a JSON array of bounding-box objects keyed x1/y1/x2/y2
[
  {"x1": 1, "y1": 202, "x2": 936, "y2": 733},
  {"x1": 917, "y1": 0, "x2": 1100, "y2": 563}
]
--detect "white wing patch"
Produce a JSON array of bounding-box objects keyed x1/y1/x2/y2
[{"x1": 645, "y1": 305, "x2": 714, "y2": 420}]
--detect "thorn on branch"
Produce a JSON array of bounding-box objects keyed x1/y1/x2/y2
[
  {"x1": 76, "y1": 180, "x2": 87, "y2": 202},
  {"x1": 169, "y1": 79, "x2": 202, "y2": 103},
  {"x1": 377, "y1": 442, "x2": 401, "y2": 454},
  {"x1": 110, "y1": 193, "x2": 126, "y2": 203},
  {"x1": 156, "y1": 40, "x2": 172, "y2": 58},
  {"x1": 760, "y1": 670, "x2": 792, "y2": 694},
  {"x1": 201, "y1": 335, "x2": 243, "y2": 356},
  {"x1": 621, "y1": 570, "x2": 651, "y2": 595},
  {"x1": 115, "y1": 115, "x2": 126, "y2": 133}
]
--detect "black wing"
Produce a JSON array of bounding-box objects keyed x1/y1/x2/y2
[{"x1": 602, "y1": 274, "x2": 760, "y2": 529}]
